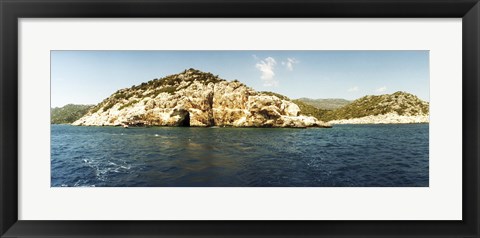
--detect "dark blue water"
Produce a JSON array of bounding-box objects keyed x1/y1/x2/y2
[{"x1": 51, "y1": 124, "x2": 429, "y2": 187}]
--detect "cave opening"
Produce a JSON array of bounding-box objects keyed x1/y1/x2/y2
[{"x1": 180, "y1": 112, "x2": 190, "y2": 127}]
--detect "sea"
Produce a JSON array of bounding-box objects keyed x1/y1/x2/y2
[{"x1": 51, "y1": 124, "x2": 429, "y2": 187}]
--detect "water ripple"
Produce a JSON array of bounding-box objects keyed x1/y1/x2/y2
[{"x1": 51, "y1": 124, "x2": 429, "y2": 187}]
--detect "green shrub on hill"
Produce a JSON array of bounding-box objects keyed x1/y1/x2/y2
[
  {"x1": 51, "y1": 104, "x2": 93, "y2": 124},
  {"x1": 118, "y1": 100, "x2": 139, "y2": 110},
  {"x1": 321, "y1": 91, "x2": 429, "y2": 121},
  {"x1": 260, "y1": 91, "x2": 290, "y2": 101},
  {"x1": 292, "y1": 100, "x2": 331, "y2": 120},
  {"x1": 295, "y1": 98, "x2": 351, "y2": 110},
  {"x1": 88, "y1": 69, "x2": 227, "y2": 114}
]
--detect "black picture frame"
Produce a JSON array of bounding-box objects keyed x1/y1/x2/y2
[{"x1": 1, "y1": 0, "x2": 479, "y2": 237}]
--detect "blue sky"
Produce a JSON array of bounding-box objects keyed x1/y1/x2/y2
[{"x1": 51, "y1": 51, "x2": 429, "y2": 107}]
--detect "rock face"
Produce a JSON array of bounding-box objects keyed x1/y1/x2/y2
[{"x1": 72, "y1": 69, "x2": 331, "y2": 128}]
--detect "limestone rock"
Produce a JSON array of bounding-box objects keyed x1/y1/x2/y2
[
  {"x1": 328, "y1": 112, "x2": 429, "y2": 124},
  {"x1": 72, "y1": 69, "x2": 331, "y2": 128}
]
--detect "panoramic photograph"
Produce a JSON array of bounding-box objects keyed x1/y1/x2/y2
[{"x1": 51, "y1": 50, "x2": 429, "y2": 187}]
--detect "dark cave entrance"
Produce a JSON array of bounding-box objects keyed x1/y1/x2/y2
[{"x1": 179, "y1": 111, "x2": 190, "y2": 127}]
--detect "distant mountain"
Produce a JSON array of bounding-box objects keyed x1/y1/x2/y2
[
  {"x1": 292, "y1": 99, "x2": 331, "y2": 120},
  {"x1": 51, "y1": 104, "x2": 93, "y2": 124},
  {"x1": 72, "y1": 69, "x2": 330, "y2": 128},
  {"x1": 322, "y1": 91, "x2": 429, "y2": 122},
  {"x1": 296, "y1": 98, "x2": 351, "y2": 110}
]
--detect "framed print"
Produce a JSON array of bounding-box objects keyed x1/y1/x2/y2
[{"x1": 1, "y1": 0, "x2": 479, "y2": 237}]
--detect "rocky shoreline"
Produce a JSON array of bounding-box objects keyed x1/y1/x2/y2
[{"x1": 328, "y1": 112, "x2": 429, "y2": 125}]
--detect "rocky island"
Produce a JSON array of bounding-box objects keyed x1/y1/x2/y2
[
  {"x1": 67, "y1": 69, "x2": 429, "y2": 127},
  {"x1": 72, "y1": 69, "x2": 331, "y2": 128},
  {"x1": 295, "y1": 91, "x2": 429, "y2": 124},
  {"x1": 324, "y1": 92, "x2": 429, "y2": 124}
]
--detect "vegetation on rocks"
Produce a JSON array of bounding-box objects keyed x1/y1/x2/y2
[
  {"x1": 68, "y1": 68, "x2": 428, "y2": 126},
  {"x1": 86, "y1": 68, "x2": 226, "y2": 114},
  {"x1": 51, "y1": 104, "x2": 93, "y2": 124},
  {"x1": 317, "y1": 91, "x2": 429, "y2": 121},
  {"x1": 260, "y1": 91, "x2": 290, "y2": 101},
  {"x1": 72, "y1": 69, "x2": 331, "y2": 128},
  {"x1": 292, "y1": 100, "x2": 330, "y2": 120},
  {"x1": 295, "y1": 98, "x2": 351, "y2": 110}
]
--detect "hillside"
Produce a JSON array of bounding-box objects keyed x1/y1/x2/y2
[
  {"x1": 73, "y1": 69, "x2": 331, "y2": 128},
  {"x1": 322, "y1": 91, "x2": 429, "y2": 123},
  {"x1": 292, "y1": 99, "x2": 331, "y2": 120},
  {"x1": 51, "y1": 104, "x2": 93, "y2": 124},
  {"x1": 296, "y1": 98, "x2": 350, "y2": 110}
]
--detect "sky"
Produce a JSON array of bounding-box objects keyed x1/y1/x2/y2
[{"x1": 51, "y1": 50, "x2": 429, "y2": 108}]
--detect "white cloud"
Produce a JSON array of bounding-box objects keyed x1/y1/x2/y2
[
  {"x1": 255, "y1": 57, "x2": 278, "y2": 86},
  {"x1": 348, "y1": 86, "x2": 359, "y2": 92},
  {"x1": 281, "y1": 58, "x2": 299, "y2": 71},
  {"x1": 376, "y1": 86, "x2": 387, "y2": 92}
]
